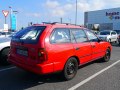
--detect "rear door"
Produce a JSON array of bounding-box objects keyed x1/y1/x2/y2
[{"x1": 71, "y1": 29, "x2": 92, "y2": 64}]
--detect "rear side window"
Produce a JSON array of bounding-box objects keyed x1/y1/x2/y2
[
  {"x1": 71, "y1": 29, "x2": 88, "y2": 43},
  {"x1": 50, "y1": 28, "x2": 71, "y2": 44},
  {"x1": 12, "y1": 26, "x2": 46, "y2": 44}
]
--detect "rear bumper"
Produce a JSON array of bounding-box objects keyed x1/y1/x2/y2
[{"x1": 8, "y1": 56, "x2": 54, "y2": 75}]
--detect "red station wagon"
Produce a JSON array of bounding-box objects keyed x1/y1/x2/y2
[{"x1": 8, "y1": 23, "x2": 112, "y2": 80}]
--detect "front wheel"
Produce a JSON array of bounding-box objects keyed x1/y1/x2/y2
[
  {"x1": 102, "y1": 48, "x2": 111, "y2": 62},
  {"x1": 62, "y1": 57, "x2": 78, "y2": 81}
]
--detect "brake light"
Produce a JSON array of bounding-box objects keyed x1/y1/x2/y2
[{"x1": 38, "y1": 48, "x2": 48, "y2": 63}]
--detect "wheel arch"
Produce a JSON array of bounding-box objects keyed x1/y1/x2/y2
[{"x1": 67, "y1": 56, "x2": 80, "y2": 66}]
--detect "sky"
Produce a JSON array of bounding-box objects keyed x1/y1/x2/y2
[{"x1": 0, "y1": 0, "x2": 120, "y2": 30}]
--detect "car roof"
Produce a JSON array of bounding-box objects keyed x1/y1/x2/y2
[{"x1": 32, "y1": 23, "x2": 86, "y2": 29}]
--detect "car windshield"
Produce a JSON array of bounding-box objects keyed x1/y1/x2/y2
[
  {"x1": 12, "y1": 26, "x2": 46, "y2": 44},
  {"x1": 100, "y1": 31, "x2": 110, "y2": 35}
]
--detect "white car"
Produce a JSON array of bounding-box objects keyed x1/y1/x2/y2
[
  {"x1": 98, "y1": 30, "x2": 118, "y2": 43},
  {"x1": 0, "y1": 37, "x2": 11, "y2": 65}
]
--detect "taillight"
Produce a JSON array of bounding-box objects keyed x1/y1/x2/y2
[{"x1": 38, "y1": 48, "x2": 48, "y2": 63}]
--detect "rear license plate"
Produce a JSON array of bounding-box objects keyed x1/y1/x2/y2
[{"x1": 16, "y1": 49, "x2": 28, "y2": 56}]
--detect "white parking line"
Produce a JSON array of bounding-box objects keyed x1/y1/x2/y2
[
  {"x1": 0, "y1": 66, "x2": 16, "y2": 72},
  {"x1": 68, "y1": 59, "x2": 120, "y2": 90}
]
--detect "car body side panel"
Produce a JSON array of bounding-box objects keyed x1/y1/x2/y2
[{"x1": 90, "y1": 42, "x2": 106, "y2": 60}]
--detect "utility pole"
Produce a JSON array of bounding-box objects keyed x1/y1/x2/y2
[
  {"x1": 75, "y1": 0, "x2": 78, "y2": 25},
  {"x1": 60, "y1": 17, "x2": 63, "y2": 24}
]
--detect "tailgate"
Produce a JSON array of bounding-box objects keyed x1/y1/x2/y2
[{"x1": 10, "y1": 42, "x2": 40, "y2": 66}]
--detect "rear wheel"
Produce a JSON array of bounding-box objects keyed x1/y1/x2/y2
[
  {"x1": 102, "y1": 48, "x2": 111, "y2": 62},
  {"x1": 62, "y1": 57, "x2": 78, "y2": 80},
  {"x1": 0, "y1": 48, "x2": 10, "y2": 65}
]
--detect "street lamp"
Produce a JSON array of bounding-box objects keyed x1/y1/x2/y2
[
  {"x1": 75, "y1": 0, "x2": 78, "y2": 25},
  {"x1": 9, "y1": 6, "x2": 12, "y2": 31}
]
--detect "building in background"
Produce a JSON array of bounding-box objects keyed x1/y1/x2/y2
[{"x1": 84, "y1": 7, "x2": 120, "y2": 31}]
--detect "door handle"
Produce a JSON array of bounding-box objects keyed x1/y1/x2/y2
[{"x1": 75, "y1": 47, "x2": 80, "y2": 50}]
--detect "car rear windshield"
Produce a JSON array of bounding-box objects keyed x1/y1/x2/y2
[
  {"x1": 12, "y1": 26, "x2": 46, "y2": 44},
  {"x1": 100, "y1": 31, "x2": 110, "y2": 35}
]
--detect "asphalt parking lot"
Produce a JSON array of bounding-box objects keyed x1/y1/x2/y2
[{"x1": 0, "y1": 44, "x2": 120, "y2": 90}]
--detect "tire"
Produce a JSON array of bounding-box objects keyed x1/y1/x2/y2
[
  {"x1": 0, "y1": 48, "x2": 10, "y2": 65},
  {"x1": 102, "y1": 48, "x2": 111, "y2": 62},
  {"x1": 62, "y1": 57, "x2": 78, "y2": 81}
]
